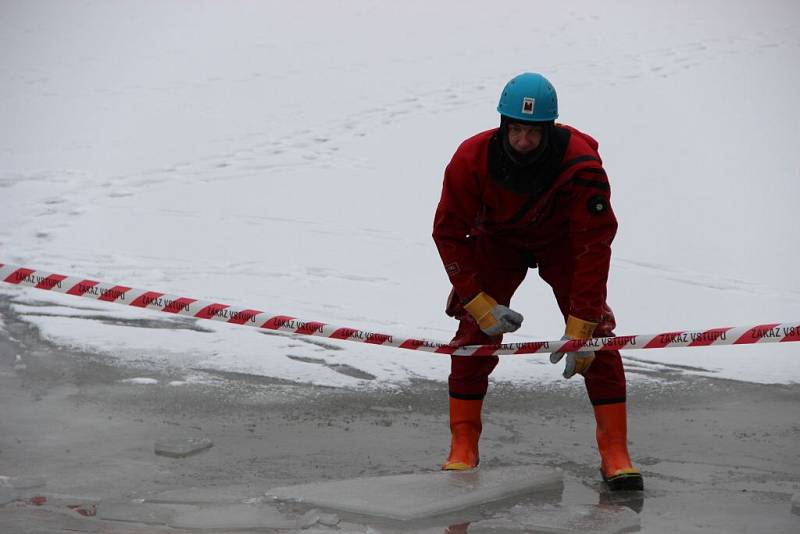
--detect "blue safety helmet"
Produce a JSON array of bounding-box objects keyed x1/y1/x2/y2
[{"x1": 497, "y1": 72, "x2": 558, "y2": 122}]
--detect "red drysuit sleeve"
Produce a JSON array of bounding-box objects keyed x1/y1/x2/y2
[
  {"x1": 432, "y1": 150, "x2": 483, "y2": 301},
  {"x1": 566, "y1": 168, "x2": 618, "y2": 322}
]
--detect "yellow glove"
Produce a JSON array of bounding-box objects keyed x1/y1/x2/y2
[
  {"x1": 550, "y1": 315, "x2": 598, "y2": 378},
  {"x1": 463, "y1": 292, "x2": 524, "y2": 336}
]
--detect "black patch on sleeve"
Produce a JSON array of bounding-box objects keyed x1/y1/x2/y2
[
  {"x1": 587, "y1": 195, "x2": 609, "y2": 215},
  {"x1": 573, "y1": 176, "x2": 610, "y2": 191}
]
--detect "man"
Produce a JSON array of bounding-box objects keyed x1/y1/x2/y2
[{"x1": 432, "y1": 72, "x2": 643, "y2": 491}]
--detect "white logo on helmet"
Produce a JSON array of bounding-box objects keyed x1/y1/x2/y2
[{"x1": 521, "y1": 97, "x2": 535, "y2": 115}]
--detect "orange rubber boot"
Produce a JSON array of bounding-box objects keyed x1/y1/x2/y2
[
  {"x1": 593, "y1": 403, "x2": 643, "y2": 491},
  {"x1": 442, "y1": 398, "x2": 482, "y2": 470}
]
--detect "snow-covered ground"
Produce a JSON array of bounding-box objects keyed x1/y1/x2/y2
[{"x1": 2, "y1": 0, "x2": 799, "y2": 387}]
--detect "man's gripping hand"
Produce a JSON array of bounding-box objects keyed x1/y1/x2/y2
[
  {"x1": 550, "y1": 315, "x2": 598, "y2": 378},
  {"x1": 463, "y1": 292, "x2": 524, "y2": 336}
]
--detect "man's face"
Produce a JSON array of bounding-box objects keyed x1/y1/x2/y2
[{"x1": 506, "y1": 122, "x2": 544, "y2": 154}]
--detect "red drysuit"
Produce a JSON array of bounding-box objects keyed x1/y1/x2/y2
[{"x1": 433, "y1": 124, "x2": 626, "y2": 405}]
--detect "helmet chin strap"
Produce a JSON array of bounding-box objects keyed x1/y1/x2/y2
[{"x1": 500, "y1": 117, "x2": 553, "y2": 167}]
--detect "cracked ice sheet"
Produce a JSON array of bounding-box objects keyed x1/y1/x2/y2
[
  {"x1": 4, "y1": 277, "x2": 796, "y2": 386},
  {"x1": 5, "y1": 288, "x2": 583, "y2": 389},
  {"x1": 267, "y1": 465, "x2": 563, "y2": 521},
  {"x1": 4, "y1": 285, "x2": 789, "y2": 388}
]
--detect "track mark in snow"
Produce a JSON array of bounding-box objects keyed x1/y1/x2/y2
[
  {"x1": 260, "y1": 330, "x2": 344, "y2": 351},
  {"x1": 615, "y1": 258, "x2": 800, "y2": 301},
  {"x1": 623, "y1": 355, "x2": 714, "y2": 374},
  {"x1": 286, "y1": 354, "x2": 376, "y2": 380},
  {"x1": 305, "y1": 267, "x2": 390, "y2": 284},
  {"x1": 286, "y1": 355, "x2": 326, "y2": 364}
]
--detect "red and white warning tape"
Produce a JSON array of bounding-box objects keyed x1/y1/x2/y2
[{"x1": 1, "y1": 263, "x2": 798, "y2": 356}]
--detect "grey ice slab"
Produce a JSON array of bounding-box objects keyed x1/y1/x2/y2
[
  {"x1": 792, "y1": 493, "x2": 800, "y2": 516},
  {"x1": 470, "y1": 503, "x2": 640, "y2": 534},
  {"x1": 267, "y1": 464, "x2": 563, "y2": 521},
  {"x1": 154, "y1": 437, "x2": 213, "y2": 458},
  {"x1": 97, "y1": 501, "x2": 179, "y2": 525},
  {"x1": 169, "y1": 504, "x2": 319, "y2": 530},
  {"x1": 146, "y1": 485, "x2": 262, "y2": 504}
]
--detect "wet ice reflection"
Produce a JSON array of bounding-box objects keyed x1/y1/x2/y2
[
  {"x1": 468, "y1": 502, "x2": 640, "y2": 533},
  {"x1": 268, "y1": 465, "x2": 563, "y2": 521}
]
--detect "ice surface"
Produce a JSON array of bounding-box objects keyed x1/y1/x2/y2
[
  {"x1": 154, "y1": 437, "x2": 213, "y2": 458},
  {"x1": 469, "y1": 503, "x2": 640, "y2": 534},
  {"x1": 8, "y1": 476, "x2": 45, "y2": 490},
  {"x1": 0, "y1": 475, "x2": 46, "y2": 490},
  {"x1": 268, "y1": 465, "x2": 563, "y2": 521},
  {"x1": 0, "y1": 487, "x2": 20, "y2": 506},
  {"x1": 169, "y1": 504, "x2": 319, "y2": 530},
  {"x1": 792, "y1": 493, "x2": 800, "y2": 516}
]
